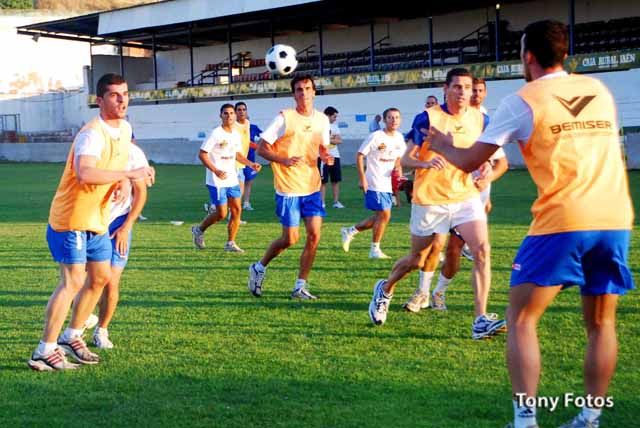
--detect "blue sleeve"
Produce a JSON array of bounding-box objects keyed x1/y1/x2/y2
[
  {"x1": 411, "y1": 112, "x2": 430, "y2": 147},
  {"x1": 249, "y1": 124, "x2": 262, "y2": 141},
  {"x1": 482, "y1": 113, "x2": 490, "y2": 132}
]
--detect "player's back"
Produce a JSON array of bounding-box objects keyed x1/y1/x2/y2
[{"x1": 517, "y1": 73, "x2": 633, "y2": 235}]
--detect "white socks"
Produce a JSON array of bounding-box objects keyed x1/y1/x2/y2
[
  {"x1": 294, "y1": 279, "x2": 306, "y2": 291},
  {"x1": 418, "y1": 271, "x2": 434, "y2": 295},
  {"x1": 513, "y1": 400, "x2": 537, "y2": 428},
  {"x1": 37, "y1": 341, "x2": 57, "y2": 356},
  {"x1": 61, "y1": 327, "x2": 83, "y2": 342},
  {"x1": 433, "y1": 272, "x2": 452, "y2": 295},
  {"x1": 254, "y1": 261, "x2": 266, "y2": 272},
  {"x1": 371, "y1": 242, "x2": 380, "y2": 251},
  {"x1": 581, "y1": 407, "x2": 602, "y2": 423}
]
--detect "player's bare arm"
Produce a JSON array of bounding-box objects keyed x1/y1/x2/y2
[
  {"x1": 256, "y1": 138, "x2": 301, "y2": 167},
  {"x1": 235, "y1": 152, "x2": 262, "y2": 172},
  {"x1": 400, "y1": 141, "x2": 447, "y2": 170},
  {"x1": 198, "y1": 149, "x2": 227, "y2": 179},
  {"x1": 427, "y1": 127, "x2": 498, "y2": 172},
  {"x1": 76, "y1": 155, "x2": 154, "y2": 185}
]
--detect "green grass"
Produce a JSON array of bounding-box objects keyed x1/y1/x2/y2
[{"x1": 0, "y1": 163, "x2": 638, "y2": 427}]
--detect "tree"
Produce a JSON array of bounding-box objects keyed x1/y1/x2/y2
[{"x1": 0, "y1": 0, "x2": 33, "y2": 9}]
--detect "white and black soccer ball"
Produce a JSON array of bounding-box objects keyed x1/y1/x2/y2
[{"x1": 265, "y1": 44, "x2": 298, "y2": 76}]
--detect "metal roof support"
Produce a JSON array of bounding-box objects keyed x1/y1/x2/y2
[
  {"x1": 227, "y1": 24, "x2": 233, "y2": 84},
  {"x1": 119, "y1": 39, "x2": 125, "y2": 77},
  {"x1": 495, "y1": 4, "x2": 501, "y2": 62},
  {"x1": 89, "y1": 42, "x2": 94, "y2": 92},
  {"x1": 568, "y1": 0, "x2": 575, "y2": 55},
  {"x1": 369, "y1": 21, "x2": 375, "y2": 72},
  {"x1": 428, "y1": 16, "x2": 434, "y2": 68},
  {"x1": 318, "y1": 23, "x2": 324, "y2": 76},
  {"x1": 188, "y1": 26, "x2": 195, "y2": 86},
  {"x1": 152, "y1": 33, "x2": 158, "y2": 90},
  {"x1": 270, "y1": 19, "x2": 275, "y2": 46}
]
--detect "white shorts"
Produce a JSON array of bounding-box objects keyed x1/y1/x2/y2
[
  {"x1": 410, "y1": 197, "x2": 486, "y2": 237},
  {"x1": 237, "y1": 168, "x2": 246, "y2": 183},
  {"x1": 479, "y1": 183, "x2": 491, "y2": 205}
]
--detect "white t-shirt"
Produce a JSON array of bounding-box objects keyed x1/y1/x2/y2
[
  {"x1": 328, "y1": 122, "x2": 341, "y2": 158},
  {"x1": 200, "y1": 126, "x2": 242, "y2": 188},
  {"x1": 260, "y1": 111, "x2": 331, "y2": 147},
  {"x1": 74, "y1": 117, "x2": 133, "y2": 164},
  {"x1": 110, "y1": 144, "x2": 149, "y2": 222},
  {"x1": 478, "y1": 71, "x2": 568, "y2": 147},
  {"x1": 358, "y1": 130, "x2": 406, "y2": 193}
]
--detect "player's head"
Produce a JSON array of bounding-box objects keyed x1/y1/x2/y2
[
  {"x1": 96, "y1": 73, "x2": 128, "y2": 120},
  {"x1": 234, "y1": 102, "x2": 248, "y2": 121},
  {"x1": 425, "y1": 95, "x2": 438, "y2": 108},
  {"x1": 444, "y1": 68, "x2": 473, "y2": 110},
  {"x1": 382, "y1": 107, "x2": 401, "y2": 131},
  {"x1": 521, "y1": 20, "x2": 568, "y2": 82},
  {"x1": 471, "y1": 78, "x2": 487, "y2": 108},
  {"x1": 375, "y1": 114, "x2": 382, "y2": 122},
  {"x1": 324, "y1": 106, "x2": 338, "y2": 123},
  {"x1": 290, "y1": 74, "x2": 316, "y2": 108},
  {"x1": 220, "y1": 103, "x2": 236, "y2": 126}
]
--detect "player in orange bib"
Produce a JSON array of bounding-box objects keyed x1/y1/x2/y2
[
  {"x1": 367, "y1": 68, "x2": 506, "y2": 341},
  {"x1": 247, "y1": 74, "x2": 333, "y2": 300},
  {"x1": 28, "y1": 74, "x2": 155, "y2": 371},
  {"x1": 428, "y1": 21, "x2": 634, "y2": 428}
]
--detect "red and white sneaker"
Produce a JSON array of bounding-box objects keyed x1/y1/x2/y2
[
  {"x1": 27, "y1": 347, "x2": 80, "y2": 371},
  {"x1": 58, "y1": 336, "x2": 100, "y2": 364}
]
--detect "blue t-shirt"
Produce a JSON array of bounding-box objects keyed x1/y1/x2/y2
[{"x1": 247, "y1": 123, "x2": 262, "y2": 162}]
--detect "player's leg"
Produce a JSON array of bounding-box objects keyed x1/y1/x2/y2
[
  {"x1": 560, "y1": 230, "x2": 634, "y2": 427},
  {"x1": 291, "y1": 192, "x2": 326, "y2": 299},
  {"x1": 452, "y1": 199, "x2": 490, "y2": 318},
  {"x1": 94, "y1": 266, "x2": 123, "y2": 349},
  {"x1": 225, "y1": 185, "x2": 244, "y2": 252},
  {"x1": 404, "y1": 233, "x2": 446, "y2": 312},
  {"x1": 506, "y1": 282, "x2": 562, "y2": 428},
  {"x1": 369, "y1": 233, "x2": 434, "y2": 325},
  {"x1": 341, "y1": 190, "x2": 384, "y2": 252},
  {"x1": 248, "y1": 195, "x2": 302, "y2": 297},
  {"x1": 431, "y1": 230, "x2": 464, "y2": 310},
  {"x1": 243, "y1": 169, "x2": 255, "y2": 210},
  {"x1": 331, "y1": 159, "x2": 344, "y2": 208},
  {"x1": 192, "y1": 185, "x2": 227, "y2": 249}
]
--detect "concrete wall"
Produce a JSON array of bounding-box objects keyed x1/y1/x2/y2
[{"x1": 2, "y1": 136, "x2": 639, "y2": 170}]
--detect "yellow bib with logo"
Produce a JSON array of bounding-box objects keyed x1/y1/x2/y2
[
  {"x1": 517, "y1": 74, "x2": 633, "y2": 235},
  {"x1": 413, "y1": 105, "x2": 484, "y2": 205},
  {"x1": 48, "y1": 117, "x2": 130, "y2": 234}
]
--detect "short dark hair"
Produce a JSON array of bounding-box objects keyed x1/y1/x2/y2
[
  {"x1": 472, "y1": 78, "x2": 486, "y2": 87},
  {"x1": 427, "y1": 95, "x2": 438, "y2": 102},
  {"x1": 523, "y1": 20, "x2": 568, "y2": 69},
  {"x1": 290, "y1": 74, "x2": 316, "y2": 93},
  {"x1": 96, "y1": 73, "x2": 126, "y2": 98},
  {"x1": 445, "y1": 68, "x2": 473, "y2": 85},
  {"x1": 382, "y1": 107, "x2": 400, "y2": 119},
  {"x1": 220, "y1": 103, "x2": 235, "y2": 114},
  {"x1": 234, "y1": 102, "x2": 247, "y2": 110},
  {"x1": 324, "y1": 106, "x2": 338, "y2": 116}
]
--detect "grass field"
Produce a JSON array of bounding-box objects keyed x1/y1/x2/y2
[{"x1": 0, "y1": 163, "x2": 638, "y2": 427}]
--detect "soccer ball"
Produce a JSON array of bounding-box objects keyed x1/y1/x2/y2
[{"x1": 265, "y1": 44, "x2": 298, "y2": 76}]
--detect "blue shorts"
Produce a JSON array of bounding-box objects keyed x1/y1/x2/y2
[
  {"x1": 510, "y1": 230, "x2": 634, "y2": 296},
  {"x1": 207, "y1": 184, "x2": 241, "y2": 206},
  {"x1": 243, "y1": 165, "x2": 258, "y2": 182},
  {"x1": 46, "y1": 224, "x2": 111, "y2": 265},
  {"x1": 109, "y1": 214, "x2": 132, "y2": 268},
  {"x1": 275, "y1": 191, "x2": 326, "y2": 227},
  {"x1": 365, "y1": 190, "x2": 393, "y2": 211}
]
